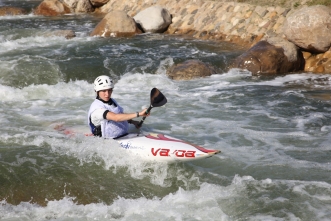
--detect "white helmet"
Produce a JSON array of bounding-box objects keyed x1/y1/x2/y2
[{"x1": 94, "y1": 75, "x2": 114, "y2": 92}]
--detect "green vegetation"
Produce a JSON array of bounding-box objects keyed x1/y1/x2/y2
[
  {"x1": 293, "y1": 2, "x2": 300, "y2": 8},
  {"x1": 212, "y1": 0, "x2": 331, "y2": 8},
  {"x1": 307, "y1": 0, "x2": 331, "y2": 6}
]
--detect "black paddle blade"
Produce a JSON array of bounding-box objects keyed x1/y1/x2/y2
[
  {"x1": 137, "y1": 88, "x2": 167, "y2": 128},
  {"x1": 150, "y1": 88, "x2": 167, "y2": 107}
]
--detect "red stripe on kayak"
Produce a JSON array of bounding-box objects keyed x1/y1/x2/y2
[{"x1": 145, "y1": 134, "x2": 219, "y2": 154}]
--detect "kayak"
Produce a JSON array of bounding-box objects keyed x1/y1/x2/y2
[
  {"x1": 116, "y1": 133, "x2": 220, "y2": 162},
  {"x1": 54, "y1": 124, "x2": 220, "y2": 163}
]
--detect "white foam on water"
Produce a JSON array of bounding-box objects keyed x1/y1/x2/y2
[
  {"x1": 292, "y1": 111, "x2": 328, "y2": 131},
  {"x1": 220, "y1": 70, "x2": 331, "y2": 89},
  {"x1": 0, "y1": 80, "x2": 92, "y2": 102},
  {"x1": 7, "y1": 129, "x2": 175, "y2": 187},
  {"x1": 0, "y1": 185, "x2": 227, "y2": 221},
  {"x1": 1, "y1": 175, "x2": 330, "y2": 220},
  {"x1": 0, "y1": 13, "x2": 35, "y2": 20},
  {"x1": 0, "y1": 35, "x2": 69, "y2": 54}
]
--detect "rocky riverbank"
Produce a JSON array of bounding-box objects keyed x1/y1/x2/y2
[
  {"x1": 2, "y1": 0, "x2": 331, "y2": 75},
  {"x1": 106, "y1": 0, "x2": 331, "y2": 75}
]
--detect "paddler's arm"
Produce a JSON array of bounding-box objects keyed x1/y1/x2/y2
[{"x1": 104, "y1": 108, "x2": 150, "y2": 122}]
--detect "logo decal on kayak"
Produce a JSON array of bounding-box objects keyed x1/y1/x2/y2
[
  {"x1": 147, "y1": 133, "x2": 197, "y2": 158},
  {"x1": 151, "y1": 148, "x2": 196, "y2": 158},
  {"x1": 119, "y1": 142, "x2": 143, "y2": 150},
  {"x1": 146, "y1": 133, "x2": 219, "y2": 156}
]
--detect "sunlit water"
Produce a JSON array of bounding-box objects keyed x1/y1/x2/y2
[{"x1": 1, "y1": 1, "x2": 331, "y2": 220}]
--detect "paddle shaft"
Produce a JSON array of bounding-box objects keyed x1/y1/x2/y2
[{"x1": 137, "y1": 105, "x2": 153, "y2": 127}]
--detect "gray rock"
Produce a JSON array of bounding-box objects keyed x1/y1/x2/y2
[
  {"x1": 43, "y1": 30, "x2": 76, "y2": 39},
  {"x1": 265, "y1": 37, "x2": 298, "y2": 62},
  {"x1": 90, "y1": 10, "x2": 141, "y2": 37},
  {"x1": 167, "y1": 60, "x2": 217, "y2": 80},
  {"x1": 283, "y1": 5, "x2": 331, "y2": 53},
  {"x1": 134, "y1": 5, "x2": 172, "y2": 33},
  {"x1": 62, "y1": 0, "x2": 94, "y2": 13},
  {"x1": 231, "y1": 40, "x2": 304, "y2": 75},
  {"x1": 34, "y1": 0, "x2": 70, "y2": 16}
]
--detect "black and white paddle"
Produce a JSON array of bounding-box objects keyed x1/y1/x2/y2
[{"x1": 138, "y1": 88, "x2": 167, "y2": 127}]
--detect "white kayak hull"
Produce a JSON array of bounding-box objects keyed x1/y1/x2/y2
[
  {"x1": 53, "y1": 124, "x2": 220, "y2": 163},
  {"x1": 116, "y1": 133, "x2": 220, "y2": 162}
]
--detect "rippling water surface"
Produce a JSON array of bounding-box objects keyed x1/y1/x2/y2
[{"x1": 1, "y1": 1, "x2": 331, "y2": 220}]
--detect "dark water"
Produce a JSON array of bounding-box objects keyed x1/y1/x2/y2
[{"x1": 1, "y1": 1, "x2": 331, "y2": 220}]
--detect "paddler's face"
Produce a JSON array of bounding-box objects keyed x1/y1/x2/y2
[{"x1": 98, "y1": 88, "x2": 113, "y2": 101}]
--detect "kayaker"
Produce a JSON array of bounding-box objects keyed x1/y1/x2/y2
[{"x1": 88, "y1": 75, "x2": 150, "y2": 139}]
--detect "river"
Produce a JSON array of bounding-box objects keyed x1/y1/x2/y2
[{"x1": 1, "y1": 1, "x2": 331, "y2": 220}]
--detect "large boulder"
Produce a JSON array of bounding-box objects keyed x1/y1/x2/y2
[
  {"x1": 0, "y1": 7, "x2": 27, "y2": 16},
  {"x1": 231, "y1": 39, "x2": 305, "y2": 76},
  {"x1": 34, "y1": 0, "x2": 70, "y2": 16},
  {"x1": 90, "y1": 11, "x2": 141, "y2": 37},
  {"x1": 166, "y1": 60, "x2": 217, "y2": 80},
  {"x1": 62, "y1": 0, "x2": 94, "y2": 13},
  {"x1": 283, "y1": 5, "x2": 331, "y2": 53},
  {"x1": 266, "y1": 37, "x2": 302, "y2": 63},
  {"x1": 133, "y1": 5, "x2": 172, "y2": 33},
  {"x1": 34, "y1": 0, "x2": 93, "y2": 16}
]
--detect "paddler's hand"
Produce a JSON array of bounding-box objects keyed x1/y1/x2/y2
[{"x1": 139, "y1": 108, "x2": 151, "y2": 117}]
